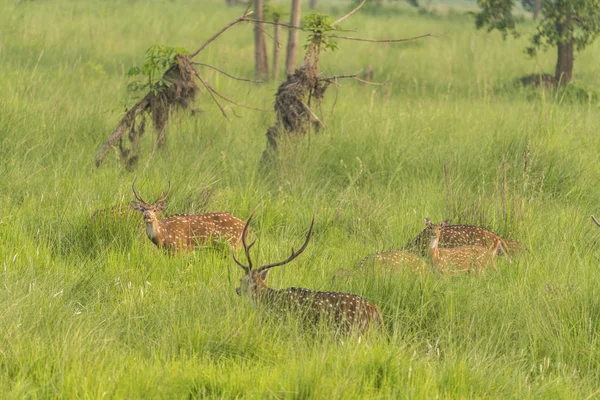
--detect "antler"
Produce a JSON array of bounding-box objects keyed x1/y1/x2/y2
[
  {"x1": 232, "y1": 211, "x2": 256, "y2": 273},
  {"x1": 131, "y1": 177, "x2": 147, "y2": 204},
  {"x1": 592, "y1": 215, "x2": 600, "y2": 228},
  {"x1": 157, "y1": 181, "x2": 172, "y2": 203},
  {"x1": 256, "y1": 216, "x2": 315, "y2": 273}
]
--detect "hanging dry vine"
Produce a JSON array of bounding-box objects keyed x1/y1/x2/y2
[
  {"x1": 95, "y1": 8, "x2": 265, "y2": 169},
  {"x1": 260, "y1": 0, "x2": 440, "y2": 164}
]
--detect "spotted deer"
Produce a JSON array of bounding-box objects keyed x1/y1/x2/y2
[
  {"x1": 130, "y1": 179, "x2": 245, "y2": 252},
  {"x1": 428, "y1": 219, "x2": 504, "y2": 273},
  {"x1": 404, "y1": 218, "x2": 522, "y2": 257},
  {"x1": 233, "y1": 213, "x2": 384, "y2": 334}
]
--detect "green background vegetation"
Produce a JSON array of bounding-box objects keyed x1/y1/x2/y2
[{"x1": 1, "y1": 0, "x2": 600, "y2": 398}]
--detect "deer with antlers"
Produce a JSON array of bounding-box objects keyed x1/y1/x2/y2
[
  {"x1": 130, "y1": 179, "x2": 245, "y2": 252},
  {"x1": 427, "y1": 219, "x2": 504, "y2": 273},
  {"x1": 233, "y1": 213, "x2": 384, "y2": 334}
]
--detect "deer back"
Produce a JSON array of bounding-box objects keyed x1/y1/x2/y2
[
  {"x1": 261, "y1": 286, "x2": 383, "y2": 334},
  {"x1": 161, "y1": 212, "x2": 245, "y2": 251},
  {"x1": 432, "y1": 245, "x2": 495, "y2": 273},
  {"x1": 405, "y1": 224, "x2": 516, "y2": 256}
]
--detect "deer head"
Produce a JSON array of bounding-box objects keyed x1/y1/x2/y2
[
  {"x1": 233, "y1": 212, "x2": 314, "y2": 304},
  {"x1": 425, "y1": 218, "x2": 448, "y2": 250},
  {"x1": 130, "y1": 178, "x2": 172, "y2": 223}
]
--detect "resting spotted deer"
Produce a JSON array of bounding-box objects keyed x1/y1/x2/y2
[
  {"x1": 130, "y1": 179, "x2": 245, "y2": 252},
  {"x1": 335, "y1": 250, "x2": 429, "y2": 280},
  {"x1": 404, "y1": 218, "x2": 522, "y2": 257},
  {"x1": 427, "y1": 219, "x2": 504, "y2": 273},
  {"x1": 233, "y1": 213, "x2": 384, "y2": 334}
]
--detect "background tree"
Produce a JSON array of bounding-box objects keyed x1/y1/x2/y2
[
  {"x1": 286, "y1": 0, "x2": 302, "y2": 75},
  {"x1": 310, "y1": 0, "x2": 318, "y2": 10},
  {"x1": 254, "y1": 0, "x2": 269, "y2": 80},
  {"x1": 475, "y1": 0, "x2": 600, "y2": 85},
  {"x1": 521, "y1": 0, "x2": 542, "y2": 19},
  {"x1": 264, "y1": 3, "x2": 288, "y2": 80}
]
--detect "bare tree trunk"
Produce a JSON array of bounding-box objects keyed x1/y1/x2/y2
[
  {"x1": 286, "y1": 0, "x2": 302, "y2": 75},
  {"x1": 533, "y1": 0, "x2": 541, "y2": 20},
  {"x1": 310, "y1": 0, "x2": 317, "y2": 10},
  {"x1": 254, "y1": 0, "x2": 269, "y2": 80},
  {"x1": 555, "y1": 15, "x2": 573, "y2": 84},
  {"x1": 272, "y1": 16, "x2": 281, "y2": 81}
]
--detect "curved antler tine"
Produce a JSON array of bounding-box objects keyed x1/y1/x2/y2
[
  {"x1": 158, "y1": 181, "x2": 172, "y2": 202},
  {"x1": 131, "y1": 177, "x2": 147, "y2": 203},
  {"x1": 592, "y1": 215, "x2": 600, "y2": 228},
  {"x1": 232, "y1": 250, "x2": 249, "y2": 272},
  {"x1": 240, "y1": 212, "x2": 256, "y2": 270},
  {"x1": 257, "y1": 215, "x2": 315, "y2": 273}
]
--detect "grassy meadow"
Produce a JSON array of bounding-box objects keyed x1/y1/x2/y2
[{"x1": 2, "y1": 0, "x2": 600, "y2": 398}]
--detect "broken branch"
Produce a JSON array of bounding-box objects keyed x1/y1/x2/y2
[
  {"x1": 332, "y1": 0, "x2": 366, "y2": 26},
  {"x1": 189, "y1": 10, "x2": 253, "y2": 59},
  {"x1": 320, "y1": 74, "x2": 388, "y2": 86},
  {"x1": 194, "y1": 70, "x2": 229, "y2": 120},
  {"x1": 192, "y1": 62, "x2": 263, "y2": 83},
  {"x1": 329, "y1": 33, "x2": 436, "y2": 43},
  {"x1": 300, "y1": 100, "x2": 325, "y2": 128}
]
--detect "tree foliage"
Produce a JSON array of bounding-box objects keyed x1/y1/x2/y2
[
  {"x1": 526, "y1": 0, "x2": 600, "y2": 56},
  {"x1": 474, "y1": 0, "x2": 600, "y2": 82},
  {"x1": 476, "y1": 0, "x2": 600, "y2": 51}
]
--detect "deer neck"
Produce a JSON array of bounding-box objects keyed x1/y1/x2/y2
[
  {"x1": 430, "y1": 234, "x2": 440, "y2": 259},
  {"x1": 145, "y1": 218, "x2": 165, "y2": 246},
  {"x1": 250, "y1": 279, "x2": 276, "y2": 307}
]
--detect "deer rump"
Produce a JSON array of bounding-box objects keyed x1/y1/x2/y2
[{"x1": 258, "y1": 287, "x2": 382, "y2": 333}]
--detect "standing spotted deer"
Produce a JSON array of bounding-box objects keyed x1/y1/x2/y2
[
  {"x1": 130, "y1": 179, "x2": 245, "y2": 252},
  {"x1": 428, "y1": 219, "x2": 504, "y2": 273},
  {"x1": 404, "y1": 218, "x2": 523, "y2": 257},
  {"x1": 233, "y1": 213, "x2": 384, "y2": 335}
]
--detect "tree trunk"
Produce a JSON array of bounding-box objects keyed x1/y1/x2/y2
[
  {"x1": 555, "y1": 15, "x2": 573, "y2": 84},
  {"x1": 286, "y1": 0, "x2": 302, "y2": 75},
  {"x1": 532, "y1": 0, "x2": 541, "y2": 20},
  {"x1": 254, "y1": 0, "x2": 269, "y2": 80},
  {"x1": 309, "y1": 0, "x2": 317, "y2": 10},
  {"x1": 272, "y1": 17, "x2": 281, "y2": 81}
]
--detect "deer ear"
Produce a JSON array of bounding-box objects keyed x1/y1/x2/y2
[
  {"x1": 155, "y1": 200, "x2": 167, "y2": 212},
  {"x1": 259, "y1": 270, "x2": 270, "y2": 281},
  {"x1": 424, "y1": 218, "x2": 431, "y2": 226},
  {"x1": 130, "y1": 201, "x2": 144, "y2": 213},
  {"x1": 442, "y1": 219, "x2": 449, "y2": 227}
]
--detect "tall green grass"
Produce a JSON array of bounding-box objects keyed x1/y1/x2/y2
[{"x1": 1, "y1": 0, "x2": 600, "y2": 398}]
